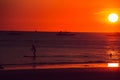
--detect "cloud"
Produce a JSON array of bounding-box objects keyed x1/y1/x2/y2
[{"x1": 94, "y1": 8, "x2": 120, "y2": 15}]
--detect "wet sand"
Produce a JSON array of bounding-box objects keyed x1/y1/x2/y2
[{"x1": 0, "y1": 67, "x2": 120, "y2": 80}]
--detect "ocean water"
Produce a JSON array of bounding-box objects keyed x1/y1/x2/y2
[{"x1": 0, "y1": 31, "x2": 120, "y2": 66}]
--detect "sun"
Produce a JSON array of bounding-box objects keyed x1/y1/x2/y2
[{"x1": 108, "y1": 13, "x2": 119, "y2": 23}]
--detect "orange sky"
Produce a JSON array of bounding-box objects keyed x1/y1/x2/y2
[{"x1": 0, "y1": 0, "x2": 120, "y2": 32}]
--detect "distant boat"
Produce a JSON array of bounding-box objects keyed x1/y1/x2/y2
[{"x1": 56, "y1": 31, "x2": 75, "y2": 36}]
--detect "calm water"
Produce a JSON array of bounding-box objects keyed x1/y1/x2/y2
[{"x1": 0, "y1": 31, "x2": 120, "y2": 65}]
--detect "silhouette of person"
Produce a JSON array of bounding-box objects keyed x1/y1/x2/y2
[
  {"x1": 31, "y1": 44, "x2": 36, "y2": 60},
  {"x1": 109, "y1": 53, "x2": 112, "y2": 59}
]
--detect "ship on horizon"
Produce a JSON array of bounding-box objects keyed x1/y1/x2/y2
[{"x1": 56, "y1": 31, "x2": 75, "y2": 36}]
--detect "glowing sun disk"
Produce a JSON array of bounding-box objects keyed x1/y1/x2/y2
[{"x1": 108, "y1": 13, "x2": 119, "y2": 23}]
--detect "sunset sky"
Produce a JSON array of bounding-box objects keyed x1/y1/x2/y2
[{"x1": 0, "y1": 0, "x2": 120, "y2": 32}]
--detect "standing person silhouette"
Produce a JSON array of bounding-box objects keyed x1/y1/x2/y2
[
  {"x1": 109, "y1": 53, "x2": 112, "y2": 59},
  {"x1": 31, "y1": 44, "x2": 36, "y2": 60}
]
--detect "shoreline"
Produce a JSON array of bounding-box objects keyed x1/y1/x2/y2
[{"x1": 1, "y1": 63, "x2": 119, "y2": 70}]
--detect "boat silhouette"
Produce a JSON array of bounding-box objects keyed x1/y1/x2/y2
[{"x1": 56, "y1": 31, "x2": 75, "y2": 36}]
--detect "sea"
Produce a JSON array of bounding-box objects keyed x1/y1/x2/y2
[{"x1": 0, "y1": 31, "x2": 120, "y2": 67}]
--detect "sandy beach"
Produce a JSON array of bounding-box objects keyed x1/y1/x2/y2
[{"x1": 0, "y1": 67, "x2": 120, "y2": 80}]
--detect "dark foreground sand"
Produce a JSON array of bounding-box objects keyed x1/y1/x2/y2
[{"x1": 0, "y1": 68, "x2": 120, "y2": 80}]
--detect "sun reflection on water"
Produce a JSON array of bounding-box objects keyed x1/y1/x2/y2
[{"x1": 108, "y1": 63, "x2": 119, "y2": 67}]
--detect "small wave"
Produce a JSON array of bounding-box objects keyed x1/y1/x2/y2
[{"x1": 29, "y1": 55, "x2": 89, "y2": 58}]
